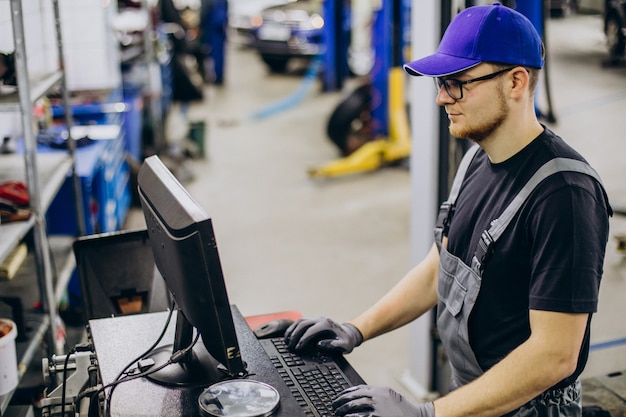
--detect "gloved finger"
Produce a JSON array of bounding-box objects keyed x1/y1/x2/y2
[
  {"x1": 319, "y1": 322, "x2": 363, "y2": 352},
  {"x1": 284, "y1": 318, "x2": 317, "y2": 349},
  {"x1": 284, "y1": 318, "x2": 306, "y2": 342},
  {"x1": 332, "y1": 385, "x2": 370, "y2": 408},
  {"x1": 293, "y1": 318, "x2": 339, "y2": 350},
  {"x1": 317, "y1": 338, "x2": 349, "y2": 353},
  {"x1": 332, "y1": 396, "x2": 375, "y2": 416}
]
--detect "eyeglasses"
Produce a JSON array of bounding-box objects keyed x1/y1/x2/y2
[{"x1": 434, "y1": 67, "x2": 517, "y2": 100}]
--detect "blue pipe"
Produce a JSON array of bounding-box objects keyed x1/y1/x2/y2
[
  {"x1": 590, "y1": 337, "x2": 626, "y2": 351},
  {"x1": 247, "y1": 57, "x2": 323, "y2": 121}
]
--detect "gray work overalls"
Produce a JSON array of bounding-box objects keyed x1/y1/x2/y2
[{"x1": 434, "y1": 145, "x2": 603, "y2": 417}]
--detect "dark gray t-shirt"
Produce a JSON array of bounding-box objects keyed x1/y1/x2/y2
[{"x1": 446, "y1": 127, "x2": 611, "y2": 386}]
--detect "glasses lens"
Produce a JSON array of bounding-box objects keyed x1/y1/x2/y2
[
  {"x1": 445, "y1": 80, "x2": 462, "y2": 100},
  {"x1": 434, "y1": 78, "x2": 461, "y2": 100},
  {"x1": 434, "y1": 78, "x2": 443, "y2": 90}
]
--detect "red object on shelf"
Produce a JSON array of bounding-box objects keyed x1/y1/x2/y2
[
  {"x1": 0, "y1": 181, "x2": 29, "y2": 206},
  {"x1": 244, "y1": 310, "x2": 302, "y2": 330}
]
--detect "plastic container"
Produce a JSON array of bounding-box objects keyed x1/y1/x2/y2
[
  {"x1": 188, "y1": 120, "x2": 207, "y2": 159},
  {"x1": 0, "y1": 318, "x2": 18, "y2": 396}
]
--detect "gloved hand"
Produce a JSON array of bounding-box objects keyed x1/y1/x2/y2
[
  {"x1": 332, "y1": 385, "x2": 435, "y2": 417},
  {"x1": 283, "y1": 317, "x2": 363, "y2": 353}
]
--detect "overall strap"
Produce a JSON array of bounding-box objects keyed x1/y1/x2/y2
[
  {"x1": 434, "y1": 145, "x2": 480, "y2": 250},
  {"x1": 473, "y1": 158, "x2": 604, "y2": 273}
]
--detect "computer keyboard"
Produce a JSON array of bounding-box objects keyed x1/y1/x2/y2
[{"x1": 262, "y1": 337, "x2": 353, "y2": 417}]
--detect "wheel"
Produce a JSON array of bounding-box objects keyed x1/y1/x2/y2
[
  {"x1": 606, "y1": 14, "x2": 626, "y2": 61},
  {"x1": 260, "y1": 54, "x2": 289, "y2": 73},
  {"x1": 326, "y1": 83, "x2": 373, "y2": 156}
]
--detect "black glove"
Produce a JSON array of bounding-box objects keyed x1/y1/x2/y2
[
  {"x1": 283, "y1": 317, "x2": 363, "y2": 353},
  {"x1": 332, "y1": 385, "x2": 435, "y2": 417}
]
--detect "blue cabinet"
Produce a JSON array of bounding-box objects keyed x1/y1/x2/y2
[{"x1": 45, "y1": 125, "x2": 131, "y2": 235}]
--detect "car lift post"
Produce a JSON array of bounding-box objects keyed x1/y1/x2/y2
[
  {"x1": 309, "y1": 0, "x2": 412, "y2": 178},
  {"x1": 321, "y1": 0, "x2": 350, "y2": 92},
  {"x1": 518, "y1": 0, "x2": 557, "y2": 123}
]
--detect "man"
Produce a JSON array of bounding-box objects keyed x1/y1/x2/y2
[
  {"x1": 200, "y1": 0, "x2": 228, "y2": 85},
  {"x1": 284, "y1": 3, "x2": 612, "y2": 416}
]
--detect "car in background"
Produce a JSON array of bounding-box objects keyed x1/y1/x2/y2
[
  {"x1": 605, "y1": 0, "x2": 626, "y2": 62},
  {"x1": 249, "y1": 0, "x2": 324, "y2": 72},
  {"x1": 228, "y1": 0, "x2": 291, "y2": 45}
]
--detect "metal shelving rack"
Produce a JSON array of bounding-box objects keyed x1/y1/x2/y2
[{"x1": 0, "y1": 0, "x2": 85, "y2": 415}]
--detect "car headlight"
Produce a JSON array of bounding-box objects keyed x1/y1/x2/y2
[
  {"x1": 250, "y1": 15, "x2": 264, "y2": 28},
  {"x1": 300, "y1": 13, "x2": 324, "y2": 30},
  {"x1": 309, "y1": 14, "x2": 324, "y2": 29}
]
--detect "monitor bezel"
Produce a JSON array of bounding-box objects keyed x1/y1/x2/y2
[{"x1": 137, "y1": 155, "x2": 246, "y2": 386}]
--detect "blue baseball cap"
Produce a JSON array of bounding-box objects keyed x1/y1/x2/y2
[{"x1": 404, "y1": 2, "x2": 544, "y2": 77}]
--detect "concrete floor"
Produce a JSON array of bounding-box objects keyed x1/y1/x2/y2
[{"x1": 124, "y1": 12, "x2": 626, "y2": 403}]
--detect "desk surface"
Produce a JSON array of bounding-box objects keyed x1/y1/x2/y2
[{"x1": 88, "y1": 307, "x2": 363, "y2": 417}]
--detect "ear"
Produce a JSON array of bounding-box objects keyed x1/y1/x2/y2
[{"x1": 509, "y1": 67, "x2": 530, "y2": 99}]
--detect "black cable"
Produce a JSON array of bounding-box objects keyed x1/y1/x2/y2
[
  {"x1": 113, "y1": 303, "x2": 176, "y2": 381},
  {"x1": 103, "y1": 302, "x2": 177, "y2": 417},
  {"x1": 74, "y1": 302, "x2": 176, "y2": 416},
  {"x1": 60, "y1": 347, "x2": 75, "y2": 417},
  {"x1": 75, "y1": 355, "x2": 180, "y2": 415},
  {"x1": 102, "y1": 329, "x2": 200, "y2": 417}
]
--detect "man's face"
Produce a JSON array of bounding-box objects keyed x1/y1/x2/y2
[{"x1": 435, "y1": 64, "x2": 510, "y2": 143}]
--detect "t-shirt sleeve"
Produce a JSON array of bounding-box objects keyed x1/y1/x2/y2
[{"x1": 526, "y1": 182, "x2": 610, "y2": 313}]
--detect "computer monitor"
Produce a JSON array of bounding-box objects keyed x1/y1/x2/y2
[
  {"x1": 73, "y1": 229, "x2": 171, "y2": 320},
  {"x1": 137, "y1": 155, "x2": 246, "y2": 386}
]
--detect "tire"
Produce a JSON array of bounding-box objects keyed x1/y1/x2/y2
[
  {"x1": 326, "y1": 83, "x2": 373, "y2": 155},
  {"x1": 606, "y1": 14, "x2": 626, "y2": 60},
  {"x1": 260, "y1": 54, "x2": 289, "y2": 73}
]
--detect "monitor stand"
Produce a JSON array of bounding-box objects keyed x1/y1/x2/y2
[
  {"x1": 145, "y1": 310, "x2": 231, "y2": 387},
  {"x1": 146, "y1": 343, "x2": 226, "y2": 387}
]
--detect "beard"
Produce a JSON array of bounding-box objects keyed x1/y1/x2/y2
[{"x1": 449, "y1": 87, "x2": 508, "y2": 143}]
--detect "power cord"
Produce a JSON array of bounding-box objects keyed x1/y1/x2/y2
[
  {"x1": 74, "y1": 302, "x2": 176, "y2": 417},
  {"x1": 60, "y1": 346, "x2": 73, "y2": 417},
  {"x1": 102, "y1": 330, "x2": 200, "y2": 417},
  {"x1": 59, "y1": 342, "x2": 93, "y2": 417}
]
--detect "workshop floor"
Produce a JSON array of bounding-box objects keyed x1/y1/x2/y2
[{"x1": 122, "y1": 12, "x2": 626, "y2": 408}]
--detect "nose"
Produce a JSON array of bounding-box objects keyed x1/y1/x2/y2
[{"x1": 436, "y1": 84, "x2": 456, "y2": 105}]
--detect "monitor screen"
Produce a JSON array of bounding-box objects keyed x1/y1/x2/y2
[
  {"x1": 137, "y1": 155, "x2": 246, "y2": 386},
  {"x1": 73, "y1": 229, "x2": 170, "y2": 319}
]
